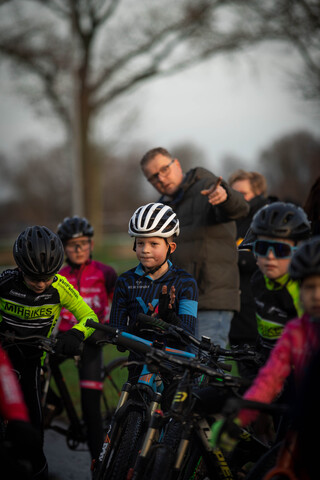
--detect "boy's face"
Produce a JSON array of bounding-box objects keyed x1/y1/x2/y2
[
  {"x1": 255, "y1": 236, "x2": 296, "y2": 280},
  {"x1": 135, "y1": 236, "x2": 176, "y2": 271},
  {"x1": 64, "y1": 235, "x2": 92, "y2": 265},
  {"x1": 300, "y1": 275, "x2": 320, "y2": 318},
  {"x1": 23, "y1": 275, "x2": 55, "y2": 293}
]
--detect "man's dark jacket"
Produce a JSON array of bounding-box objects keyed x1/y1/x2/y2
[{"x1": 160, "y1": 167, "x2": 249, "y2": 311}]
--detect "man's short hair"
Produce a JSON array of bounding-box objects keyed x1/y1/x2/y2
[{"x1": 140, "y1": 147, "x2": 173, "y2": 168}]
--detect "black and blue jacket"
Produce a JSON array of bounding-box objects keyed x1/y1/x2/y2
[{"x1": 110, "y1": 261, "x2": 198, "y2": 335}]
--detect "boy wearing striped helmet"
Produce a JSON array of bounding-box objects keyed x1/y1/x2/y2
[{"x1": 110, "y1": 202, "x2": 198, "y2": 344}]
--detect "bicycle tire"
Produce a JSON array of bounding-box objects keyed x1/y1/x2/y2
[
  {"x1": 101, "y1": 356, "x2": 127, "y2": 427},
  {"x1": 105, "y1": 409, "x2": 144, "y2": 480},
  {"x1": 245, "y1": 441, "x2": 281, "y2": 480},
  {"x1": 147, "y1": 419, "x2": 184, "y2": 480},
  {"x1": 178, "y1": 441, "x2": 207, "y2": 480}
]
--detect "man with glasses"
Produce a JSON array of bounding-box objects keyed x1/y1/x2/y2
[
  {"x1": 140, "y1": 147, "x2": 249, "y2": 347},
  {"x1": 240, "y1": 201, "x2": 311, "y2": 372}
]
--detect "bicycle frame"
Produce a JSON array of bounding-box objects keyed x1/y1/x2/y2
[
  {"x1": 42, "y1": 354, "x2": 87, "y2": 449},
  {"x1": 86, "y1": 320, "x2": 197, "y2": 480},
  {"x1": 128, "y1": 350, "x2": 270, "y2": 480}
]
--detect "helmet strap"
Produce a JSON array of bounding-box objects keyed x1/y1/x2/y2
[{"x1": 141, "y1": 243, "x2": 172, "y2": 277}]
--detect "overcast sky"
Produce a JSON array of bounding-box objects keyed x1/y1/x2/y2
[{"x1": 0, "y1": 45, "x2": 319, "y2": 173}]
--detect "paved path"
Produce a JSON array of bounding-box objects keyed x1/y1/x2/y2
[{"x1": 44, "y1": 423, "x2": 92, "y2": 480}]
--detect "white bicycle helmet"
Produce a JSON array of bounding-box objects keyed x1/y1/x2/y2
[{"x1": 128, "y1": 203, "x2": 180, "y2": 238}]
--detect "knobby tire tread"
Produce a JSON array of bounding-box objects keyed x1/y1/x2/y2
[
  {"x1": 107, "y1": 409, "x2": 144, "y2": 480},
  {"x1": 149, "y1": 419, "x2": 184, "y2": 480}
]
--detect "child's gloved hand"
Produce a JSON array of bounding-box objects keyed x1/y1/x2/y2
[
  {"x1": 55, "y1": 329, "x2": 84, "y2": 356},
  {"x1": 158, "y1": 285, "x2": 182, "y2": 326},
  {"x1": 210, "y1": 417, "x2": 242, "y2": 454},
  {"x1": 158, "y1": 285, "x2": 175, "y2": 318}
]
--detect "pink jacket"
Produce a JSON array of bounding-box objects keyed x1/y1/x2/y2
[
  {"x1": 239, "y1": 313, "x2": 320, "y2": 426},
  {"x1": 59, "y1": 260, "x2": 117, "y2": 331}
]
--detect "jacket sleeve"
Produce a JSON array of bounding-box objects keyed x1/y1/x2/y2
[
  {"x1": 238, "y1": 326, "x2": 293, "y2": 426},
  {"x1": 193, "y1": 169, "x2": 249, "y2": 222},
  {"x1": 176, "y1": 276, "x2": 198, "y2": 335},
  {"x1": 0, "y1": 347, "x2": 29, "y2": 421},
  {"x1": 56, "y1": 275, "x2": 99, "y2": 339},
  {"x1": 109, "y1": 276, "x2": 131, "y2": 330},
  {"x1": 104, "y1": 265, "x2": 118, "y2": 300},
  {"x1": 217, "y1": 180, "x2": 250, "y2": 220}
]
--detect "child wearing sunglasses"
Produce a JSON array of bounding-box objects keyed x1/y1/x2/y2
[
  {"x1": 240, "y1": 202, "x2": 311, "y2": 372},
  {"x1": 211, "y1": 236, "x2": 320, "y2": 480}
]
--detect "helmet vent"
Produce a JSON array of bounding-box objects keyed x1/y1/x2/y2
[{"x1": 284, "y1": 213, "x2": 294, "y2": 224}]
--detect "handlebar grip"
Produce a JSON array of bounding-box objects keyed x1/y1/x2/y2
[
  {"x1": 86, "y1": 319, "x2": 117, "y2": 335},
  {"x1": 216, "y1": 362, "x2": 232, "y2": 372},
  {"x1": 86, "y1": 319, "x2": 151, "y2": 355},
  {"x1": 137, "y1": 313, "x2": 170, "y2": 330},
  {"x1": 116, "y1": 335, "x2": 151, "y2": 355}
]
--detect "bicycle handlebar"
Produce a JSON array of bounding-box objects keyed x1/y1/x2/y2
[
  {"x1": 86, "y1": 319, "x2": 152, "y2": 355},
  {"x1": 86, "y1": 321, "x2": 248, "y2": 386},
  {"x1": 0, "y1": 331, "x2": 56, "y2": 353},
  {"x1": 136, "y1": 313, "x2": 256, "y2": 360},
  {"x1": 144, "y1": 349, "x2": 251, "y2": 388}
]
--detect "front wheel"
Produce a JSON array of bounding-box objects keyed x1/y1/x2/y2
[
  {"x1": 104, "y1": 409, "x2": 145, "y2": 480},
  {"x1": 147, "y1": 419, "x2": 184, "y2": 480}
]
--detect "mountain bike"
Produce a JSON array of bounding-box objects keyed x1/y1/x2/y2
[
  {"x1": 0, "y1": 330, "x2": 127, "y2": 451},
  {"x1": 127, "y1": 344, "x2": 271, "y2": 480},
  {"x1": 41, "y1": 343, "x2": 127, "y2": 450},
  {"x1": 86, "y1": 317, "x2": 199, "y2": 480}
]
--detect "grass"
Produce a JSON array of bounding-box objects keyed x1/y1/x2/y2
[{"x1": 49, "y1": 344, "x2": 128, "y2": 419}]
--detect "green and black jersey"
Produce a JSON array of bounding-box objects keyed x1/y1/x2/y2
[
  {"x1": 251, "y1": 269, "x2": 302, "y2": 351},
  {"x1": 0, "y1": 269, "x2": 98, "y2": 342}
]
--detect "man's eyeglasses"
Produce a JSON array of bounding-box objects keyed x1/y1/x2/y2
[
  {"x1": 253, "y1": 239, "x2": 297, "y2": 259},
  {"x1": 65, "y1": 239, "x2": 91, "y2": 252},
  {"x1": 147, "y1": 158, "x2": 175, "y2": 184}
]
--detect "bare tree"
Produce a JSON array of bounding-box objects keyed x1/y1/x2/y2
[
  {"x1": 258, "y1": 130, "x2": 320, "y2": 204},
  {"x1": 0, "y1": 142, "x2": 71, "y2": 235},
  {"x1": 0, "y1": 0, "x2": 319, "y2": 226}
]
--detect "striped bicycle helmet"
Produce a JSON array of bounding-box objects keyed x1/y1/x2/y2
[{"x1": 128, "y1": 203, "x2": 180, "y2": 238}]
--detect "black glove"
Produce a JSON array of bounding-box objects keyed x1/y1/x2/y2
[{"x1": 55, "y1": 329, "x2": 84, "y2": 356}]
